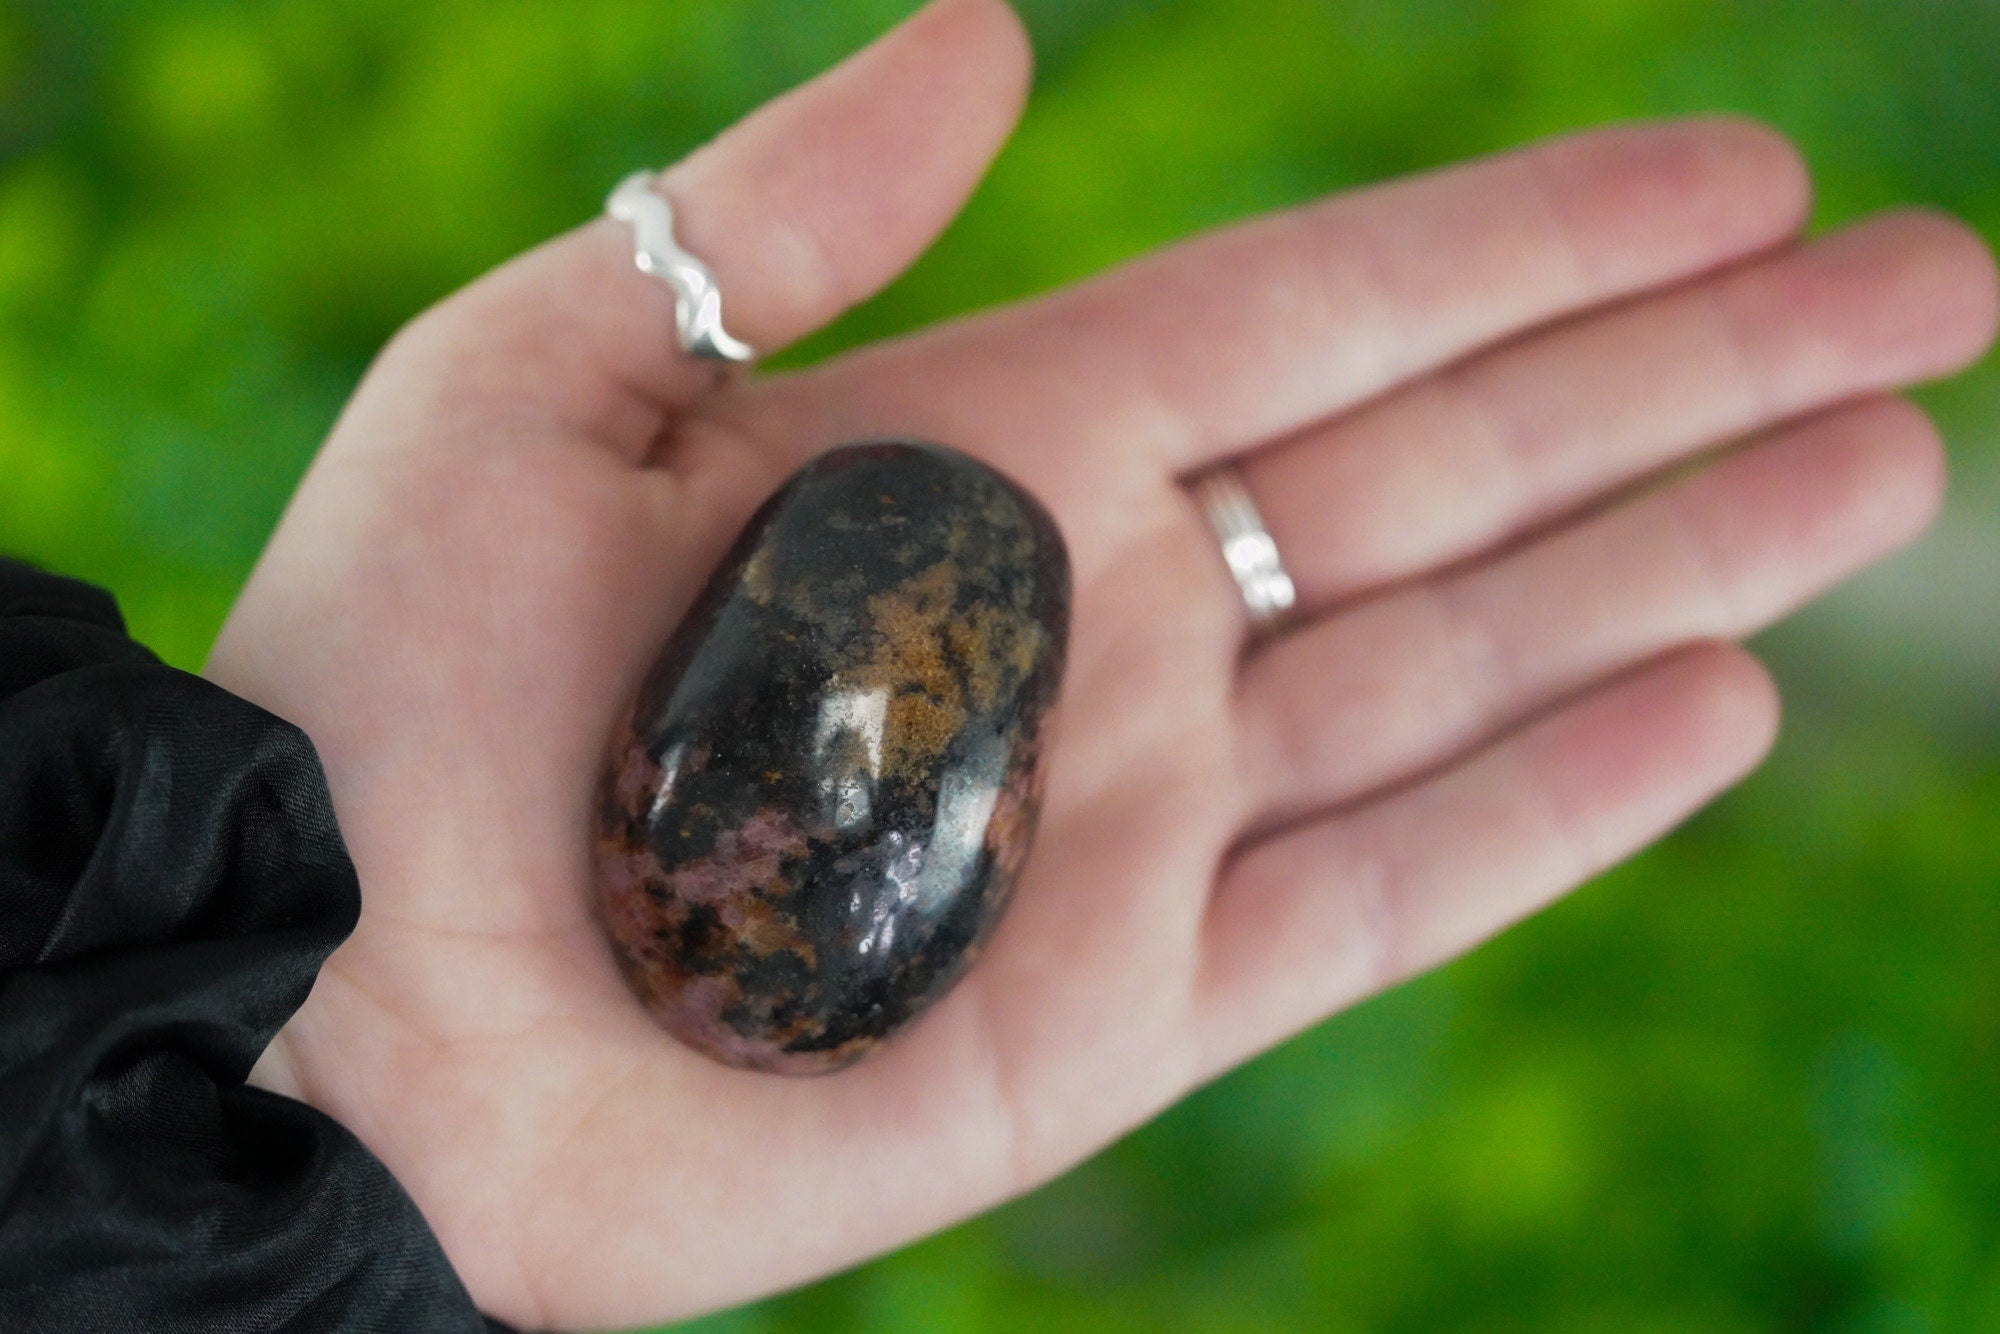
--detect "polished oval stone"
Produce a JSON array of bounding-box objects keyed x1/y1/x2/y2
[{"x1": 595, "y1": 441, "x2": 1070, "y2": 1074}]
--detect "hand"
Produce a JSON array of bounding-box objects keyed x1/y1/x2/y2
[{"x1": 204, "y1": 0, "x2": 1999, "y2": 1325}]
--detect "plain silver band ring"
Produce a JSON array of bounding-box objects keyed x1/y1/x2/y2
[
  {"x1": 1191, "y1": 466, "x2": 1297, "y2": 628},
  {"x1": 606, "y1": 170, "x2": 755, "y2": 364}
]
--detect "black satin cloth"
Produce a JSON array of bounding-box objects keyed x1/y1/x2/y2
[{"x1": 0, "y1": 559, "x2": 514, "y2": 1332}]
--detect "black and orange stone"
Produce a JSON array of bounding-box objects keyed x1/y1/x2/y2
[{"x1": 595, "y1": 442, "x2": 1071, "y2": 1073}]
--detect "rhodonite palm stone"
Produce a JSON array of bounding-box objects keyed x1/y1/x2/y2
[{"x1": 595, "y1": 441, "x2": 1070, "y2": 1074}]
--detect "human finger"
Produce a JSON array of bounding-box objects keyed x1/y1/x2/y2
[
  {"x1": 1234, "y1": 395, "x2": 1940, "y2": 825},
  {"x1": 746, "y1": 117, "x2": 1810, "y2": 497},
  {"x1": 1195, "y1": 642, "x2": 1778, "y2": 1081},
  {"x1": 1241, "y1": 209, "x2": 1999, "y2": 609},
  {"x1": 397, "y1": 0, "x2": 1031, "y2": 457}
]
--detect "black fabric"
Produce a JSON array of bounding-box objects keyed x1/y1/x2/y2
[{"x1": 0, "y1": 558, "x2": 515, "y2": 1332}]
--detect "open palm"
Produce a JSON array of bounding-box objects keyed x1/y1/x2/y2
[{"x1": 203, "y1": 1, "x2": 1997, "y2": 1328}]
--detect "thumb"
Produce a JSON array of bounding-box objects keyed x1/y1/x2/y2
[
  {"x1": 457, "y1": 0, "x2": 1033, "y2": 423},
  {"x1": 665, "y1": 0, "x2": 1033, "y2": 349}
]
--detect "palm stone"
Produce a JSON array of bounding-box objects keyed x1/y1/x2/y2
[{"x1": 595, "y1": 441, "x2": 1070, "y2": 1074}]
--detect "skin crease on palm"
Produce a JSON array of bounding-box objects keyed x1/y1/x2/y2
[{"x1": 199, "y1": 0, "x2": 1998, "y2": 1327}]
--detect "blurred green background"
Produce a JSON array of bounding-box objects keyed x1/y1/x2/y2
[{"x1": 4, "y1": 0, "x2": 1998, "y2": 1329}]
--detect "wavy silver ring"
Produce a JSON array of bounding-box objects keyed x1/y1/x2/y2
[
  {"x1": 1190, "y1": 466, "x2": 1297, "y2": 628},
  {"x1": 606, "y1": 171, "x2": 755, "y2": 364}
]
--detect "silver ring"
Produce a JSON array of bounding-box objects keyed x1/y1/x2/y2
[
  {"x1": 606, "y1": 171, "x2": 755, "y2": 364},
  {"x1": 1190, "y1": 466, "x2": 1297, "y2": 627}
]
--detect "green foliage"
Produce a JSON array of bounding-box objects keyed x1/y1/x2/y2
[{"x1": 1, "y1": 2, "x2": 1994, "y2": 1329}]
